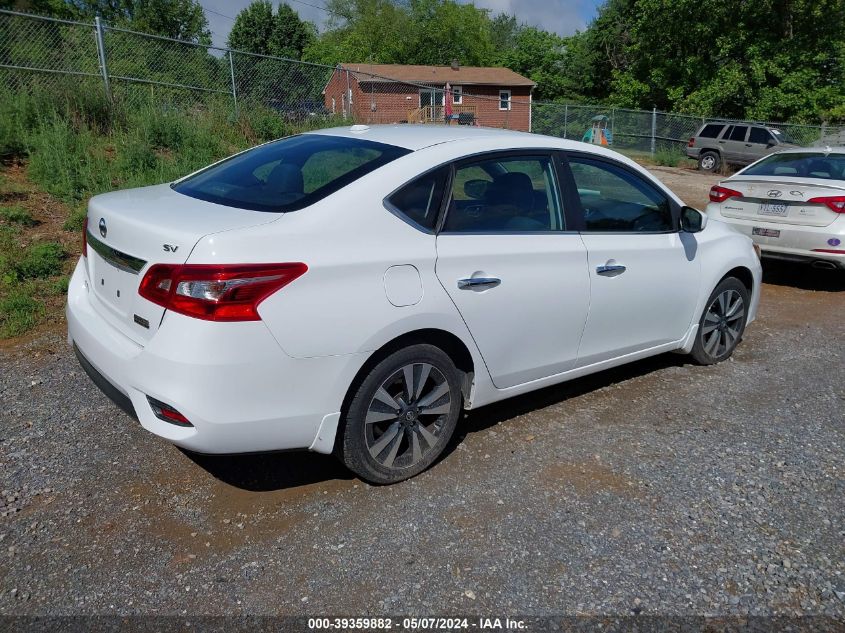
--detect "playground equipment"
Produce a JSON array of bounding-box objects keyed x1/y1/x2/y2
[{"x1": 582, "y1": 115, "x2": 613, "y2": 146}]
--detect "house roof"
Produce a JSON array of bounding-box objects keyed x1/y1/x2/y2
[{"x1": 339, "y1": 63, "x2": 536, "y2": 88}]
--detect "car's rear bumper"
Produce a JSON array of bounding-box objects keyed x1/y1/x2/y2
[
  {"x1": 66, "y1": 258, "x2": 364, "y2": 454},
  {"x1": 705, "y1": 206, "x2": 845, "y2": 269},
  {"x1": 685, "y1": 147, "x2": 701, "y2": 159}
]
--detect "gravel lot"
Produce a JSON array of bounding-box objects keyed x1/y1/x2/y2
[{"x1": 1, "y1": 166, "x2": 843, "y2": 620}]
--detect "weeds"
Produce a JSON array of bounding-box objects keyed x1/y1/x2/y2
[
  {"x1": 0, "y1": 204, "x2": 36, "y2": 227},
  {"x1": 0, "y1": 284, "x2": 43, "y2": 338}
]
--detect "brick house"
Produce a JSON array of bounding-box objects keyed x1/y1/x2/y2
[{"x1": 323, "y1": 63, "x2": 536, "y2": 132}]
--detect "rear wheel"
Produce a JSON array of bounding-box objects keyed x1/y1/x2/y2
[
  {"x1": 340, "y1": 344, "x2": 461, "y2": 484},
  {"x1": 698, "y1": 151, "x2": 720, "y2": 172},
  {"x1": 690, "y1": 277, "x2": 749, "y2": 365}
]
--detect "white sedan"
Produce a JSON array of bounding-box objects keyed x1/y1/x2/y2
[
  {"x1": 706, "y1": 148, "x2": 845, "y2": 270},
  {"x1": 67, "y1": 125, "x2": 761, "y2": 484}
]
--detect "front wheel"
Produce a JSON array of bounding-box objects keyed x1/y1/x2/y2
[
  {"x1": 340, "y1": 344, "x2": 462, "y2": 484},
  {"x1": 690, "y1": 277, "x2": 749, "y2": 365}
]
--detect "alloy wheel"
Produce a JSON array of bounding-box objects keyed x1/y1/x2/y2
[
  {"x1": 364, "y1": 363, "x2": 452, "y2": 470},
  {"x1": 701, "y1": 289, "x2": 745, "y2": 358}
]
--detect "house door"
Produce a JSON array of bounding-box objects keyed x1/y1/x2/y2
[{"x1": 419, "y1": 88, "x2": 444, "y2": 122}]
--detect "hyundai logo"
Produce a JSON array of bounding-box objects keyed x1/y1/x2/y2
[
  {"x1": 767, "y1": 190, "x2": 782, "y2": 198},
  {"x1": 99, "y1": 218, "x2": 107, "y2": 238}
]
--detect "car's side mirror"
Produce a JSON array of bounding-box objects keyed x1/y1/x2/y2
[
  {"x1": 767, "y1": 139, "x2": 777, "y2": 148},
  {"x1": 680, "y1": 206, "x2": 707, "y2": 233}
]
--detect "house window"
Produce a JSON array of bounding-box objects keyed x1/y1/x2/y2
[
  {"x1": 452, "y1": 86, "x2": 462, "y2": 105},
  {"x1": 499, "y1": 89, "x2": 511, "y2": 111}
]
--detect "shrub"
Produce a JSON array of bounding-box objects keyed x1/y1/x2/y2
[
  {"x1": 15, "y1": 241, "x2": 65, "y2": 279},
  {"x1": 0, "y1": 204, "x2": 36, "y2": 227},
  {"x1": 654, "y1": 147, "x2": 686, "y2": 167}
]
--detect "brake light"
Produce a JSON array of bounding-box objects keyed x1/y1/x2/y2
[
  {"x1": 82, "y1": 217, "x2": 88, "y2": 257},
  {"x1": 688, "y1": 137, "x2": 695, "y2": 147},
  {"x1": 709, "y1": 185, "x2": 743, "y2": 203},
  {"x1": 807, "y1": 195, "x2": 845, "y2": 213},
  {"x1": 139, "y1": 263, "x2": 307, "y2": 322}
]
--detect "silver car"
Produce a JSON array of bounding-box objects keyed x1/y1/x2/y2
[{"x1": 687, "y1": 122, "x2": 799, "y2": 172}]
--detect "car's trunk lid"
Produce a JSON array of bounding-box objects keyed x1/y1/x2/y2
[
  {"x1": 719, "y1": 177, "x2": 845, "y2": 227},
  {"x1": 84, "y1": 184, "x2": 280, "y2": 345}
]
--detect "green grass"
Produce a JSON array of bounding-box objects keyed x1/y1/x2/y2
[
  {"x1": 15, "y1": 242, "x2": 65, "y2": 280},
  {"x1": 0, "y1": 284, "x2": 44, "y2": 338},
  {"x1": 0, "y1": 204, "x2": 36, "y2": 227},
  {"x1": 653, "y1": 146, "x2": 687, "y2": 167}
]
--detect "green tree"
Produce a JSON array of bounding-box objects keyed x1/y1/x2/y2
[
  {"x1": 227, "y1": 0, "x2": 276, "y2": 54},
  {"x1": 401, "y1": 0, "x2": 495, "y2": 66},
  {"x1": 268, "y1": 3, "x2": 316, "y2": 59},
  {"x1": 500, "y1": 26, "x2": 570, "y2": 101},
  {"x1": 62, "y1": 0, "x2": 211, "y2": 43}
]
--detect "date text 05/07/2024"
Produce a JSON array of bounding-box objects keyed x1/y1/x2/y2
[{"x1": 307, "y1": 618, "x2": 527, "y2": 630}]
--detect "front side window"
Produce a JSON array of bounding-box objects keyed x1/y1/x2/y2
[
  {"x1": 499, "y1": 90, "x2": 511, "y2": 111},
  {"x1": 748, "y1": 127, "x2": 773, "y2": 145},
  {"x1": 385, "y1": 167, "x2": 448, "y2": 230},
  {"x1": 173, "y1": 135, "x2": 409, "y2": 213},
  {"x1": 568, "y1": 157, "x2": 674, "y2": 232},
  {"x1": 442, "y1": 155, "x2": 563, "y2": 233}
]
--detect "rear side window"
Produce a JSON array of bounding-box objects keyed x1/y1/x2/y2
[
  {"x1": 742, "y1": 153, "x2": 845, "y2": 180},
  {"x1": 173, "y1": 135, "x2": 410, "y2": 212},
  {"x1": 698, "y1": 124, "x2": 724, "y2": 138},
  {"x1": 729, "y1": 126, "x2": 748, "y2": 141},
  {"x1": 748, "y1": 127, "x2": 772, "y2": 145},
  {"x1": 385, "y1": 167, "x2": 448, "y2": 231},
  {"x1": 568, "y1": 157, "x2": 674, "y2": 232}
]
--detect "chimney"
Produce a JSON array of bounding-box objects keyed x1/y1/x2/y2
[{"x1": 450, "y1": 59, "x2": 460, "y2": 71}]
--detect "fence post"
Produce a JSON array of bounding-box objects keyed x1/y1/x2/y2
[
  {"x1": 345, "y1": 69, "x2": 351, "y2": 120},
  {"x1": 94, "y1": 16, "x2": 112, "y2": 102},
  {"x1": 564, "y1": 104, "x2": 568, "y2": 139},
  {"x1": 650, "y1": 107, "x2": 657, "y2": 157},
  {"x1": 820, "y1": 122, "x2": 827, "y2": 146},
  {"x1": 228, "y1": 50, "x2": 238, "y2": 118}
]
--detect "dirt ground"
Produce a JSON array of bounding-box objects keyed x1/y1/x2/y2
[{"x1": 0, "y1": 165, "x2": 843, "y2": 621}]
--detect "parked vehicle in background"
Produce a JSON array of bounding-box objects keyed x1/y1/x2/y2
[
  {"x1": 687, "y1": 122, "x2": 800, "y2": 172},
  {"x1": 705, "y1": 148, "x2": 845, "y2": 270},
  {"x1": 67, "y1": 126, "x2": 762, "y2": 485},
  {"x1": 267, "y1": 99, "x2": 330, "y2": 122}
]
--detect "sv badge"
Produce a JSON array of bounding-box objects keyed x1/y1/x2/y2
[{"x1": 163, "y1": 244, "x2": 179, "y2": 252}]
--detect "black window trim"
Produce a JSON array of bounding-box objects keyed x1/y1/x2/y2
[
  {"x1": 436, "y1": 148, "x2": 574, "y2": 236},
  {"x1": 561, "y1": 150, "x2": 682, "y2": 235}
]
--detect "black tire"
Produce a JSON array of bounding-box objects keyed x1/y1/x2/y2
[
  {"x1": 340, "y1": 344, "x2": 462, "y2": 484},
  {"x1": 698, "y1": 151, "x2": 721, "y2": 172},
  {"x1": 690, "y1": 277, "x2": 749, "y2": 365}
]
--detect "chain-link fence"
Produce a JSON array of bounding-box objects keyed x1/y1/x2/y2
[{"x1": 1, "y1": 8, "x2": 843, "y2": 154}]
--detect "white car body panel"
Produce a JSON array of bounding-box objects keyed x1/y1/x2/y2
[{"x1": 67, "y1": 125, "x2": 762, "y2": 456}]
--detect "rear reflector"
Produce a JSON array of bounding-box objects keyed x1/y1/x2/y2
[
  {"x1": 807, "y1": 196, "x2": 845, "y2": 213},
  {"x1": 139, "y1": 262, "x2": 307, "y2": 322},
  {"x1": 147, "y1": 397, "x2": 193, "y2": 427},
  {"x1": 709, "y1": 185, "x2": 743, "y2": 203}
]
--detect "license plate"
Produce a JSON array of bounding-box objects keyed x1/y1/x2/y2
[
  {"x1": 759, "y1": 202, "x2": 788, "y2": 216},
  {"x1": 752, "y1": 227, "x2": 780, "y2": 238}
]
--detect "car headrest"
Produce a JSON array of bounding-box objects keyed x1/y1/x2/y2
[
  {"x1": 485, "y1": 172, "x2": 534, "y2": 209},
  {"x1": 267, "y1": 163, "x2": 304, "y2": 194}
]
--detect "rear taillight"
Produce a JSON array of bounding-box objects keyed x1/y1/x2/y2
[
  {"x1": 688, "y1": 137, "x2": 695, "y2": 147},
  {"x1": 807, "y1": 195, "x2": 845, "y2": 213},
  {"x1": 139, "y1": 263, "x2": 307, "y2": 322},
  {"x1": 709, "y1": 185, "x2": 743, "y2": 203},
  {"x1": 82, "y1": 217, "x2": 88, "y2": 257}
]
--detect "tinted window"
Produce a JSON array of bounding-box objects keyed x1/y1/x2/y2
[
  {"x1": 721, "y1": 125, "x2": 734, "y2": 139},
  {"x1": 699, "y1": 124, "x2": 724, "y2": 138},
  {"x1": 729, "y1": 126, "x2": 748, "y2": 141},
  {"x1": 442, "y1": 155, "x2": 563, "y2": 232},
  {"x1": 173, "y1": 135, "x2": 410, "y2": 212},
  {"x1": 748, "y1": 127, "x2": 772, "y2": 145},
  {"x1": 386, "y1": 168, "x2": 448, "y2": 230},
  {"x1": 569, "y1": 157, "x2": 674, "y2": 232},
  {"x1": 742, "y1": 153, "x2": 845, "y2": 180}
]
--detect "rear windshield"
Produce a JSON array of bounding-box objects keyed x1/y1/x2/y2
[
  {"x1": 172, "y1": 134, "x2": 410, "y2": 212},
  {"x1": 742, "y1": 153, "x2": 845, "y2": 180}
]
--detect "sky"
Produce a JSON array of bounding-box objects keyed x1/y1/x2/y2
[{"x1": 200, "y1": 0, "x2": 603, "y2": 49}]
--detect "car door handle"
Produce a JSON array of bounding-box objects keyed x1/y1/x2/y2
[
  {"x1": 457, "y1": 277, "x2": 501, "y2": 290},
  {"x1": 596, "y1": 264, "x2": 626, "y2": 276}
]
